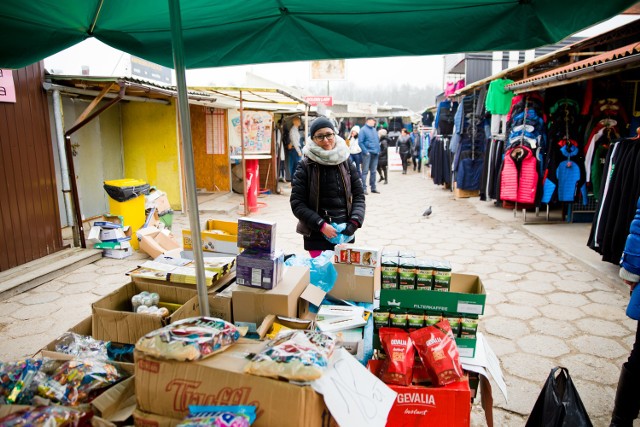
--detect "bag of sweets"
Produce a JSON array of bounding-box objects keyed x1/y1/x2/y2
[
  {"x1": 245, "y1": 330, "x2": 336, "y2": 382},
  {"x1": 409, "y1": 319, "x2": 464, "y2": 386},
  {"x1": 378, "y1": 327, "x2": 414, "y2": 386}
]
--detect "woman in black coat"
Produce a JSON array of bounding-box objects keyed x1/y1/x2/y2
[
  {"x1": 290, "y1": 117, "x2": 366, "y2": 256},
  {"x1": 396, "y1": 128, "x2": 412, "y2": 174},
  {"x1": 377, "y1": 128, "x2": 390, "y2": 184}
]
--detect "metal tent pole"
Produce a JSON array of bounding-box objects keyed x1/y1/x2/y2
[
  {"x1": 168, "y1": 0, "x2": 209, "y2": 316},
  {"x1": 240, "y1": 91, "x2": 249, "y2": 216}
]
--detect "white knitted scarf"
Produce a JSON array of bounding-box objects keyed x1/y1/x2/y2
[{"x1": 303, "y1": 136, "x2": 351, "y2": 166}]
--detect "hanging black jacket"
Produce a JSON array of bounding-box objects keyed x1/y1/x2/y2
[{"x1": 290, "y1": 157, "x2": 366, "y2": 251}]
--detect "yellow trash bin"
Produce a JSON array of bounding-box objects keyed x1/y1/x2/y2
[{"x1": 103, "y1": 179, "x2": 149, "y2": 250}]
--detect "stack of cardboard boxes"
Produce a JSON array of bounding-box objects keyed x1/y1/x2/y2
[
  {"x1": 87, "y1": 214, "x2": 133, "y2": 259},
  {"x1": 235, "y1": 218, "x2": 284, "y2": 290}
]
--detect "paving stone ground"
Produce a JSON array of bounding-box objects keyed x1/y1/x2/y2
[{"x1": 1, "y1": 167, "x2": 637, "y2": 427}]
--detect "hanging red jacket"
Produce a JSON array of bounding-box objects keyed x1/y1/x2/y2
[{"x1": 500, "y1": 145, "x2": 538, "y2": 204}]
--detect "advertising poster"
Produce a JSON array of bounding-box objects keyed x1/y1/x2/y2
[{"x1": 228, "y1": 110, "x2": 273, "y2": 156}]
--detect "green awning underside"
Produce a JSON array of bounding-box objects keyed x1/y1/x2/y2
[{"x1": 0, "y1": 0, "x2": 637, "y2": 69}]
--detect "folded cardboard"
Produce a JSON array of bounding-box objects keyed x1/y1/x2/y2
[
  {"x1": 237, "y1": 217, "x2": 277, "y2": 254},
  {"x1": 146, "y1": 189, "x2": 172, "y2": 215},
  {"x1": 329, "y1": 263, "x2": 380, "y2": 303},
  {"x1": 236, "y1": 249, "x2": 284, "y2": 290},
  {"x1": 255, "y1": 314, "x2": 313, "y2": 340},
  {"x1": 333, "y1": 243, "x2": 381, "y2": 267},
  {"x1": 182, "y1": 219, "x2": 240, "y2": 255},
  {"x1": 367, "y1": 360, "x2": 471, "y2": 427},
  {"x1": 137, "y1": 227, "x2": 180, "y2": 259},
  {"x1": 133, "y1": 408, "x2": 182, "y2": 427},
  {"x1": 232, "y1": 266, "x2": 318, "y2": 331},
  {"x1": 379, "y1": 272, "x2": 486, "y2": 316},
  {"x1": 135, "y1": 339, "x2": 335, "y2": 427},
  {"x1": 92, "y1": 280, "x2": 198, "y2": 344}
]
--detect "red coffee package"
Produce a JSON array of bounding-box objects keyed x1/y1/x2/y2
[
  {"x1": 410, "y1": 320, "x2": 464, "y2": 386},
  {"x1": 379, "y1": 327, "x2": 414, "y2": 386}
]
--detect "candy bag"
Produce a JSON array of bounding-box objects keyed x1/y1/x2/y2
[
  {"x1": 410, "y1": 320, "x2": 464, "y2": 386},
  {"x1": 177, "y1": 405, "x2": 257, "y2": 427},
  {"x1": 0, "y1": 405, "x2": 92, "y2": 426},
  {"x1": 0, "y1": 359, "x2": 42, "y2": 404},
  {"x1": 244, "y1": 330, "x2": 336, "y2": 382},
  {"x1": 54, "y1": 332, "x2": 109, "y2": 361},
  {"x1": 36, "y1": 359, "x2": 125, "y2": 405},
  {"x1": 378, "y1": 327, "x2": 414, "y2": 386},
  {"x1": 136, "y1": 317, "x2": 240, "y2": 361}
]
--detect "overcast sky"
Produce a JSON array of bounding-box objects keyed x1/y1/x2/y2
[{"x1": 44, "y1": 15, "x2": 638, "y2": 92}]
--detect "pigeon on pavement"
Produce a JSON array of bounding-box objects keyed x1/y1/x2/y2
[{"x1": 422, "y1": 206, "x2": 432, "y2": 217}]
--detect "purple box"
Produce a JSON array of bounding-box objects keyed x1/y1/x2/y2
[
  {"x1": 236, "y1": 249, "x2": 284, "y2": 290},
  {"x1": 237, "y1": 217, "x2": 276, "y2": 254}
]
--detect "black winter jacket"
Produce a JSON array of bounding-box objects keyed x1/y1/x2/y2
[
  {"x1": 378, "y1": 137, "x2": 390, "y2": 166},
  {"x1": 396, "y1": 135, "x2": 412, "y2": 156},
  {"x1": 290, "y1": 158, "x2": 366, "y2": 251}
]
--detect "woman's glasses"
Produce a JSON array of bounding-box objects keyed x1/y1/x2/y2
[{"x1": 313, "y1": 133, "x2": 335, "y2": 142}]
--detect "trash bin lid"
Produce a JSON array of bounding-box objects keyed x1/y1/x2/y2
[{"x1": 104, "y1": 178, "x2": 147, "y2": 187}]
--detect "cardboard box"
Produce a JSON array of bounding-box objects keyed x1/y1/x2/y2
[
  {"x1": 379, "y1": 273, "x2": 486, "y2": 316},
  {"x1": 133, "y1": 408, "x2": 182, "y2": 427},
  {"x1": 232, "y1": 266, "x2": 319, "y2": 331},
  {"x1": 92, "y1": 280, "x2": 199, "y2": 344},
  {"x1": 182, "y1": 219, "x2": 239, "y2": 255},
  {"x1": 367, "y1": 360, "x2": 471, "y2": 427},
  {"x1": 237, "y1": 217, "x2": 276, "y2": 253},
  {"x1": 146, "y1": 189, "x2": 172, "y2": 215},
  {"x1": 103, "y1": 244, "x2": 133, "y2": 259},
  {"x1": 137, "y1": 227, "x2": 180, "y2": 258},
  {"x1": 135, "y1": 339, "x2": 334, "y2": 427},
  {"x1": 236, "y1": 249, "x2": 284, "y2": 290},
  {"x1": 334, "y1": 244, "x2": 381, "y2": 267},
  {"x1": 329, "y1": 263, "x2": 380, "y2": 303}
]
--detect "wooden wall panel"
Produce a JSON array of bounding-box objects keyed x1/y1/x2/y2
[{"x1": 0, "y1": 63, "x2": 62, "y2": 271}]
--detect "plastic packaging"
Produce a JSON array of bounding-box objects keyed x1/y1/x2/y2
[
  {"x1": 36, "y1": 359, "x2": 125, "y2": 405},
  {"x1": 410, "y1": 320, "x2": 464, "y2": 386},
  {"x1": 326, "y1": 222, "x2": 355, "y2": 245},
  {"x1": 53, "y1": 332, "x2": 109, "y2": 361},
  {"x1": 378, "y1": 327, "x2": 414, "y2": 386},
  {"x1": 0, "y1": 405, "x2": 91, "y2": 426},
  {"x1": 0, "y1": 359, "x2": 42, "y2": 404},
  {"x1": 244, "y1": 330, "x2": 336, "y2": 382},
  {"x1": 177, "y1": 405, "x2": 257, "y2": 427},
  {"x1": 135, "y1": 317, "x2": 240, "y2": 361},
  {"x1": 284, "y1": 251, "x2": 337, "y2": 293}
]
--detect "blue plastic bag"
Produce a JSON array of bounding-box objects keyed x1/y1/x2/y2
[
  {"x1": 284, "y1": 251, "x2": 337, "y2": 293},
  {"x1": 325, "y1": 222, "x2": 354, "y2": 245}
]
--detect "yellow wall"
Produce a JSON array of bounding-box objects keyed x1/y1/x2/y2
[{"x1": 121, "y1": 100, "x2": 182, "y2": 210}]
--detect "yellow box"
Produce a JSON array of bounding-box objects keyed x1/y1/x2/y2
[{"x1": 182, "y1": 219, "x2": 240, "y2": 254}]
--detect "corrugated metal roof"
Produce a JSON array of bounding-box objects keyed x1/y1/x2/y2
[
  {"x1": 507, "y1": 42, "x2": 640, "y2": 87},
  {"x1": 190, "y1": 86, "x2": 309, "y2": 106}
]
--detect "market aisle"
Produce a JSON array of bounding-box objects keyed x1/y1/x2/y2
[{"x1": 0, "y1": 166, "x2": 635, "y2": 426}]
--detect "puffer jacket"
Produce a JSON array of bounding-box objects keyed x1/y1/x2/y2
[
  {"x1": 500, "y1": 145, "x2": 538, "y2": 204},
  {"x1": 359, "y1": 124, "x2": 380, "y2": 155},
  {"x1": 621, "y1": 197, "x2": 640, "y2": 278},
  {"x1": 290, "y1": 158, "x2": 366, "y2": 251}
]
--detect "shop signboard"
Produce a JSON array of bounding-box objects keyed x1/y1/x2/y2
[{"x1": 0, "y1": 69, "x2": 16, "y2": 103}]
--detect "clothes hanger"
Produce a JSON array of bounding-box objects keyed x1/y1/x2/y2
[{"x1": 630, "y1": 127, "x2": 640, "y2": 140}]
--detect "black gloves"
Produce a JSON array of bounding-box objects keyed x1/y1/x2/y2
[{"x1": 343, "y1": 221, "x2": 358, "y2": 236}]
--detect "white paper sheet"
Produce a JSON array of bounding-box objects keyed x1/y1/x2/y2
[{"x1": 312, "y1": 348, "x2": 397, "y2": 427}]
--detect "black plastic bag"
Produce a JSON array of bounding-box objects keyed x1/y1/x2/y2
[
  {"x1": 525, "y1": 367, "x2": 593, "y2": 427},
  {"x1": 103, "y1": 183, "x2": 150, "y2": 202}
]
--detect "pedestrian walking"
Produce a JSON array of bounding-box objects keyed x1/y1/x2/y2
[
  {"x1": 347, "y1": 125, "x2": 363, "y2": 181},
  {"x1": 411, "y1": 127, "x2": 422, "y2": 172},
  {"x1": 287, "y1": 116, "x2": 303, "y2": 183},
  {"x1": 359, "y1": 117, "x2": 381, "y2": 194},
  {"x1": 377, "y1": 128, "x2": 390, "y2": 184},
  {"x1": 610, "y1": 196, "x2": 640, "y2": 426},
  {"x1": 290, "y1": 117, "x2": 366, "y2": 257},
  {"x1": 396, "y1": 128, "x2": 412, "y2": 174}
]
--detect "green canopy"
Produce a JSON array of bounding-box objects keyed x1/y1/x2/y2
[{"x1": 0, "y1": 0, "x2": 636, "y2": 69}]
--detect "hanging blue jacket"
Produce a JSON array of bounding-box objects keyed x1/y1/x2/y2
[
  {"x1": 358, "y1": 124, "x2": 380, "y2": 155},
  {"x1": 621, "y1": 197, "x2": 640, "y2": 277}
]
